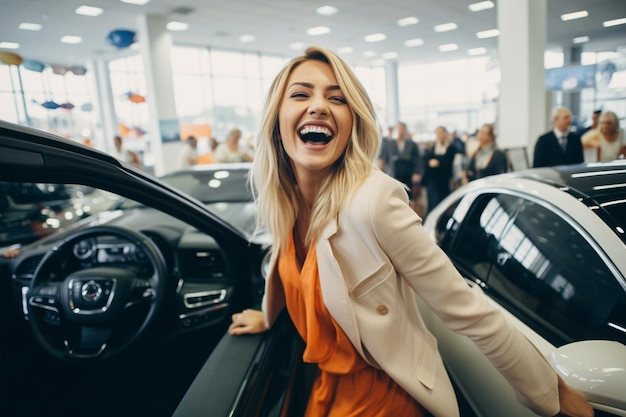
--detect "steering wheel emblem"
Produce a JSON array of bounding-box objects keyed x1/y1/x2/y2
[{"x1": 81, "y1": 280, "x2": 103, "y2": 303}]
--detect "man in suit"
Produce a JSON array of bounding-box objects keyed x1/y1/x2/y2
[{"x1": 532, "y1": 107, "x2": 584, "y2": 168}]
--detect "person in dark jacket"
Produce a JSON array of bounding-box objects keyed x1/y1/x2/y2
[
  {"x1": 532, "y1": 107, "x2": 584, "y2": 168},
  {"x1": 463, "y1": 123, "x2": 508, "y2": 183},
  {"x1": 421, "y1": 126, "x2": 455, "y2": 214}
]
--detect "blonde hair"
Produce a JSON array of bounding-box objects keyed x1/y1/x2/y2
[{"x1": 250, "y1": 46, "x2": 380, "y2": 256}]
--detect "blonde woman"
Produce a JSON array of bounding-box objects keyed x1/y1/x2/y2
[
  {"x1": 582, "y1": 111, "x2": 625, "y2": 162},
  {"x1": 228, "y1": 46, "x2": 592, "y2": 417}
]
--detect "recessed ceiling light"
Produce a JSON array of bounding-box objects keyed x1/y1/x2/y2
[
  {"x1": 307, "y1": 26, "x2": 330, "y2": 36},
  {"x1": 382, "y1": 52, "x2": 398, "y2": 59},
  {"x1": 434, "y1": 23, "x2": 457, "y2": 33},
  {"x1": 167, "y1": 21, "x2": 189, "y2": 31},
  {"x1": 338, "y1": 46, "x2": 354, "y2": 54},
  {"x1": 404, "y1": 38, "x2": 424, "y2": 47},
  {"x1": 239, "y1": 35, "x2": 255, "y2": 43},
  {"x1": 289, "y1": 42, "x2": 305, "y2": 50},
  {"x1": 61, "y1": 36, "x2": 82, "y2": 44},
  {"x1": 469, "y1": 1, "x2": 494, "y2": 12},
  {"x1": 120, "y1": 0, "x2": 150, "y2": 5},
  {"x1": 364, "y1": 33, "x2": 386, "y2": 43},
  {"x1": 19, "y1": 23, "x2": 42, "y2": 31},
  {"x1": 468, "y1": 47, "x2": 487, "y2": 55},
  {"x1": 439, "y1": 43, "x2": 458, "y2": 52},
  {"x1": 0, "y1": 42, "x2": 19, "y2": 49},
  {"x1": 316, "y1": 5, "x2": 338, "y2": 16},
  {"x1": 573, "y1": 36, "x2": 590, "y2": 44},
  {"x1": 476, "y1": 29, "x2": 500, "y2": 39},
  {"x1": 603, "y1": 18, "x2": 626, "y2": 27},
  {"x1": 398, "y1": 17, "x2": 418, "y2": 27},
  {"x1": 75, "y1": 6, "x2": 103, "y2": 16},
  {"x1": 560, "y1": 11, "x2": 589, "y2": 21}
]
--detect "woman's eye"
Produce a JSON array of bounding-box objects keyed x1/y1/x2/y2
[
  {"x1": 290, "y1": 92, "x2": 308, "y2": 99},
  {"x1": 330, "y1": 96, "x2": 347, "y2": 104}
]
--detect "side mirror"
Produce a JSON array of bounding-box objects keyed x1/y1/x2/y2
[{"x1": 547, "y1": 340, "x2": 626, "y2": 413}]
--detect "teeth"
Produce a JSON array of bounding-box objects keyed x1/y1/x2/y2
[{"x1": 299, "y1": 125, "x2": 332, "y2": 137}]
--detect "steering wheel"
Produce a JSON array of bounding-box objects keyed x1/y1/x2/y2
[{"x1": 27, "y1": 225, "x2": 167, "y2": 362}]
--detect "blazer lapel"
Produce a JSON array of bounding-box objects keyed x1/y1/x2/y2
[{"x1": 316, "y1": 220, "x2": 366, "y2": 359}]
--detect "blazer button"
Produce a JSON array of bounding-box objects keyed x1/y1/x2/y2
[{"x1": 376, "y1": 305, "x2": 389, "y2": 315}]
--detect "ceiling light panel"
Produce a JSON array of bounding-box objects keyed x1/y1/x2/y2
[
  {"x1": 476, "y1": 29, "x2": 499, "y2": 38},
  {"x1": 439, "y1": 43, "x2": 458, "y2": 52},
  {"x1": 364, "y1": 33, "x2": 386, "y2": 42},
  {"x1": 468, "y1": 47, "x2": 487, "y2": 55},
  {"x1": 61, "y1": 36, "x2": 82, "y2": 44},
  {"x1": 75, "y1": 6, "x2": 103, "y2": 16},
  {"x1": 603, "y1": 18, "x2": 626, "y2": 27},
  {"x1": 338, "y1": 46, "x2": 354, "y2": 54},
  {"x1": 404, "y1": 38, "x2": 424, "y2": 47},
  {"x1": 307, "y1": 26, "x2": 330, "y2": 36},
  {"x1": 19, "y1": 23, "x2": 42, "y2": 31},
  {"x1": 0, "y1": 42, "x2": 19, "y2": 49},
  {"x1": 434, "y1": 23, "x2": 457, "y2": 32},
  {"x1": 382, "y1": 52, "x2": 398, "y2": 59},
  {"x1": 469, "y1": 1, "x2": 494, "y2": 12},
  {"x1": 573, "y1": 36, "x2": 589, "y2": 44},
  {"x1": 120, "y1": 0, "x2": 150, "y2": 5},
  {"x1": 167, "y1": 21, "x2": 189, "y2": 31},
  {"x1": 398, "y1": 17, "x2": 418, "y2": 27},
  {"x1": 316, "y1": 6, "x2": 338, "y2": 16},
  {"x1": 560, "y1": 11, "x2": 589, "y2": 21},
  {"x1": 239, "y1": 35, "x2": 255, "y2": 43}
]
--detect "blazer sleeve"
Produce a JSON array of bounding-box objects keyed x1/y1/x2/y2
[
  {"x1": 364, "y1": 175, "x2": 560, "y2": 416},
  {"x1": 532, "y1": 134, "x2": 548, "y2": 168}
]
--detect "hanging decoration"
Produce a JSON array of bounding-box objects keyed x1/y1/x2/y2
[
  {"x1": 58, "y1": 102, "x2": 75, "y2": 110},
  {"x1": 80, "y1": 102, "x2": 93, "y2": 112},
  {"x1": 125, "y1": 91, "x2": 146, "y2": 103},
  {"x1": 0, "y1": 51, "x2": 23, "y2": 66},
  {"x1": 41, "y1": 100, "x2": 60, "y2": 109},
  {"x1": 107, "y1": 29, "x2": 136, "y2": 49},
  {"x1": 22, "y1": 59, "x2": 45, "y2": 72},
  {"x1": 50, "y1": 64, "x2": 69, "y2": 75}
]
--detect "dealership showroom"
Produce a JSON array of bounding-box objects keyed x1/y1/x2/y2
[{"x1": 1, "y1": 1, "x2": 626, "y2": 417}]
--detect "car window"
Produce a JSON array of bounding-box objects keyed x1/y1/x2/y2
[{"x1": 457, "y1": 194, "x2": 626, "y2": 345}]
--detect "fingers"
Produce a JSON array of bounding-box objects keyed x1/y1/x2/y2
[{"x1": 228, "y1": 309, "x2": 267, "y2": 335}]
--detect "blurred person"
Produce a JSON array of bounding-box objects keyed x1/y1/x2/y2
[
  {"x1": 215, "y1": 128, "x2": 254, "y2": 163},
  {"x1": 227, "y1": 46, "x2": 593, "y2": 417},
  {"x1": 178, "y1": 135, "x2": 199, "y2": 168},
  {"x1": 579, "y1": 109, "x2": 601, "y2": 136},
  {"x1": 462, "y1": 123, "x2": 508, "y2": 184},
  {"x1": 378, "y1": 121, "x2": 422, "y2": 199},
  {"x1": 532, "y1": 107, "x2": 584, "y2": 168},
  {"x1": 420, "y1": 126, "x2": 456, "y2": 214},
  {"x1": 581, "y1": 111, "x2": 626, "y2": 162},
  {"x1": 111, "y1": 135, "x2": 141, "y2": 169}
]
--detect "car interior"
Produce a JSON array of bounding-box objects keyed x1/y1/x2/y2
[{"x1": 0, "y1": 123, "x2": 310, "y2": 417}]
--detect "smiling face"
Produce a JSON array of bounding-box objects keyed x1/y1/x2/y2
[{"x1": 278, "y1": 60, "x2": 353, "y2": 181}]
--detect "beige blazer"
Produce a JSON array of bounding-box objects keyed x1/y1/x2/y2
[{"x1": 262, "y1": 169, "x2": 559, "y2": 417}]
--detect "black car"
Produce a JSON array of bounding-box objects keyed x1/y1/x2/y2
[{"x1": 0, "y1": 121, "x2": 308, "y2": 417}]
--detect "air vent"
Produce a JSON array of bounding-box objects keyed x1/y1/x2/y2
[
  {"x1": 171, "y1": 6, "x2": 195, "y2": 15},
  {"x1": 13, "y1": 254, "x2": 45, "y2": 280},
  {"x1": 177, "y1": 249, "x2": 227, "y2": 280}
]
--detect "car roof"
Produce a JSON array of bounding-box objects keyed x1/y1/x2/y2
[{"x1": 507, "y1": 160, "x2": 626, "y2": 203}]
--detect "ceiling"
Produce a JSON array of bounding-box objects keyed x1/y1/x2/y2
[{"x1": 1, "y1": 0, "x2": 626, "y2": 68}]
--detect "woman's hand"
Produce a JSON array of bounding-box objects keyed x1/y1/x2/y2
[
  {"x1": 228, "y1": 309, "x2": 268, "y2": 335},
  {"x1": 555, "y1": 375, "x2": 594, "y2": 417}
]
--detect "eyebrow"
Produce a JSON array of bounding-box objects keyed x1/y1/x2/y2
[{"x1": 288, "y1": 82, "x2": 342, "y2": 92}]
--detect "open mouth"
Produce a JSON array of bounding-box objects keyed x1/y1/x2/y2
[{"x1": 298, "y1": 125, "x2": 334, "y2": 145}]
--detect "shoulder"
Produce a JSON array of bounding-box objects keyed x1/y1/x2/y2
[{"x1": 346, "y1": 170, "x2": 410, "y2": 221}]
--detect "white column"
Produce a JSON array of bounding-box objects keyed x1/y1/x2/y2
[
  {"x1": 136, "y1": 14, "x2": 179, "y2": 176},
  {"x1": 90, "y1": 58, "x2": 117, "y2": 153},
  {"x1": 385, "y1": 59, "x2": 400, "y2": 128},
  {"x1": 497, "y1": 0, "x2": 548, "y2": 164}
]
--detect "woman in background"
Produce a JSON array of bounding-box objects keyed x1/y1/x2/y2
[{"x1": 463, "y1": 123, "x2": 508, "y2": 184}]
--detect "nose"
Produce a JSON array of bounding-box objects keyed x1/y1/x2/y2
[{"x1": 307, "y1": 95, "x2": 329, "y2": 117}]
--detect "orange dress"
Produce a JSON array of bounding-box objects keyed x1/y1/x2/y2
[{"x1": 278, "y1": 232, "x2": 426, "y2": 417}]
